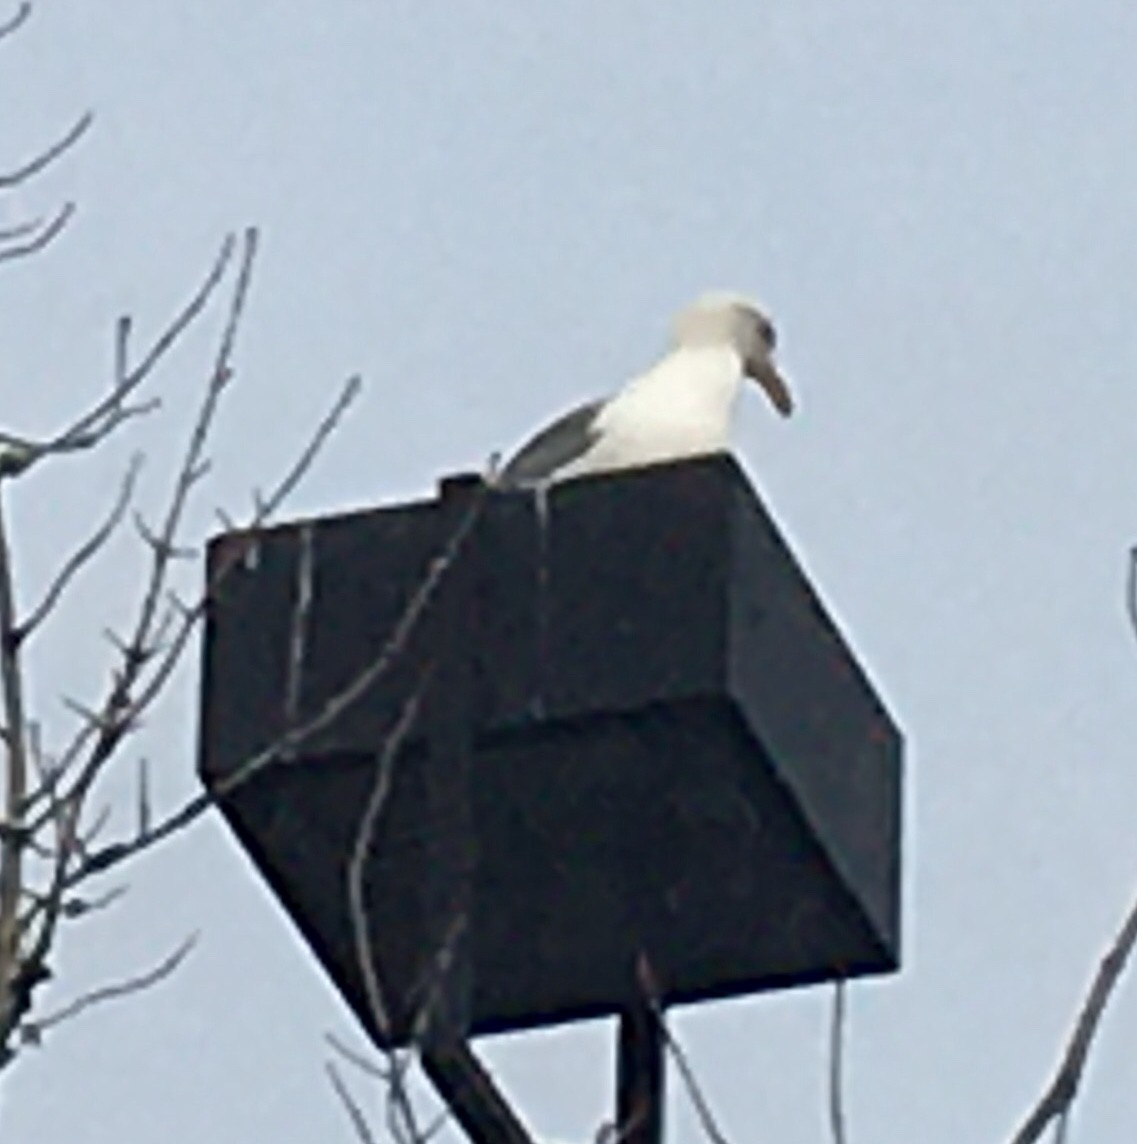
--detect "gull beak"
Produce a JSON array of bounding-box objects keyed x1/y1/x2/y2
[{"x1": 747, "y1": 354, "x2": 794, "y2": 417}]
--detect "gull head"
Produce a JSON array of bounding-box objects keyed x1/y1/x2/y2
[{"x1": 670, "y1": 293, "x2": 793, "y2": 417}]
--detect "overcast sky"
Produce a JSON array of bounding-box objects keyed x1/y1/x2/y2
[{"x1": 4, "y1": 2, "x2": 1137, "y2": 1142}]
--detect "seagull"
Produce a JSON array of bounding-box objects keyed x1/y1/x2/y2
[{"x1": 497, "y1": 293, "x2": 793, "y2": 488}]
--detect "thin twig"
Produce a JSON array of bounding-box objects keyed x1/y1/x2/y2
[
  {"x1": 106, "y1": 226, "x2": 256, "y2": 672},
  {"x1": 1127, "y1": 547, "x2": 1137, "y2": 647},
  {"x1": 13, "y1": 455, "x2": 141, "y2": 645},
  {"x1": 0, "y1": 202, "x2": 75, "y2": 265},
  {"x1": 385, "y1": 1054, "x2": 421, "y2": 1144},
  {"x1": 284, "y1": 523, "x2": 315, "y2": 730},
  {"x1": 0, "y1": 1, "x2": 31, "y2": 42},
  {"x1": 0, "y1": 233, "x2": 234, "y2": 482},
  {"x1": 19, "y1": 722, "x2": 64, "y2": 868},
  {"x1": 0, "y1": 217, "x2": 42, "y2": 242},
  {"x1": 260, "y1": 375, "x2": 364, "y2": 518},
  {"x1": 330, "y1": 1037, "x2": 455, "y2": 1144},
  {"x1": 636, "y1": 956, "x2": 731, "y2": 1144},
  {"x1": 22, "y1": 932, "x2": 196, "y2": 1040},
  {"x1": 347, "y1": 684, "x2": 427, "y2": 1041},
  {"x1": 59, "y1": 884, "x2": 128, "y2": 919},
  {"x1": 121, "y1": 373, "x2": 362, "y2": 716},
  {"x1": 0, "y1": 110, "x2": 92, "y2": 188},
  {"x1": 661, "y1": 1025, "x2": 731, "y2": 1144},
  {"x1": 326, "y1": 1031, "x2": 389, "y2": 1081},
  {"x1": 420, "y1": 1107, "x2": 453, "y2": 1142},
  {"x1": 122, "y1": 228, "x2": 258, "y2": 666},
  {"x1": 326, "y1": 1060, "x2": 379, "y2": 1144},
  {"x1": 1008, "y1": 886, "x2": 1137, "y2": 1144},
  {"x1": 136, "y1": 757, "x2": 150, "y2": 838},
  {"x1": 348, "y1": 679, "x2": 439, "y2": 1144},
  {"x1": 328, "y1": 1029, "x2": 449, "y2": 1141},
  {"x1": 828, "y1": 980, "x2": 848, "y2": 1144},
  {"x1": 77, "y1": 802, "x2": 111, "y2": 850},
  {"x1": 1006, "y1": 548, "x2": 1137, "y2": 1141}
]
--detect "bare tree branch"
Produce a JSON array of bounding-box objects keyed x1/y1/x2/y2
[
  {"x1": 419, "y1": 1107, "x2": 452, "y2": 1142},
  {"x1": 828, "y1": 980, "x2": 848, "y2": 1144},
  {"x1": 53, "y1": 460, "x2": 480, "y2": 893},
  {"x1": 327, "y1": 1059, "x2": 380, "y2": 1144},
  {"x1": 0, "y1": 233, "x2": 235, "y2": 481},
  {"x1": 0, "y1": 491, "x2": 32, "y2": 1035},
  {"x1": 38, "y1": 381, "x2": 362, "y2": 844},
  {"x1": 19, "y1": 722, "x2": 65, "y2": 869},
  {"x1": 256, "y1": 377, "x2": 364, "y2": 513},
  {"x1": 120, "y1": 228, "x2": 258, "y2": 663},
  {"x1": 635, "y1": 955, "x2": 731, "y2": 1144},
  {"x1": 13, "y1": 455, "x2": 141, "y2": 646},
  {"x1": 327, "y1": 1031, "x2": 455, "y2": 1144},
  {"x1": 136, "y1": 756, "x2": 150, "y2": 837},
  {"x1": 334, "y1": 484, "x2": 489, "y2": 1144},
  {"x1": 327, "y1": 1031, "x2": 389, "y2": 1081},
  {"x1": 1005, "y1": 552, "x2": 1137, "y2": 1141},
  {"x1": 0, "y1": 197, "x2": 380, "y2": 1072},
  {"x1": 19, "y1": 231, "x2": 257, "y2": 828},
  {"x1": 0, "y1": 110, "x2": 92, "y2": 189},
  {"x1": 58, "y1": 883, "x2": 127, "y2": 920},
  {"x1": 0, "y1": 235, "x2": 247, "y2": 1061},
  {"x1": 1126, "y1": 545, "x2": 1137, "y2": 647},
  {"x1": 20, "y1": 932, "x2": 196, "y2": 1043},
  {"x1": 0, "y1": 2, "x2": 30, "y2": 44},
  {"x1": 1009, "y1": 886, "x2": 1137, "y2": 1144},
  {"x1": 340, "y1": 680, "x2": 434, "y2": 1144},
  {"x1": 660, "y1": 1025, "x2": 729, "y2": 1144},
  {"x1": 124, "y1": 371, "x2": 361, "y2": 719},
  {"x1": 348, "y1": 684, "x2": 427, "y2": 1043},
  {"x1": 0, "y1": 202, "x2": 75, "y2": 265},
  {"x1": 0, "y1": 217, "x2": 43, "y2": 242}
]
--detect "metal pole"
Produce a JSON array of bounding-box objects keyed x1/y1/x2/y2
[
  {"x1": 423, "y1": 1042, "x2": 538, "y2": 1144},
  {"x1": 616, "y1": 991, "x2": 665, "y2": 1144}
]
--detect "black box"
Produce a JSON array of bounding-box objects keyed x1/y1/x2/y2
[{"x1": 199, "y1": 455, "x2": 902, "y2": 1046}]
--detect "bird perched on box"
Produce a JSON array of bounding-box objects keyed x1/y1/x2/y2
[{"x1": 497, "y1": 293, "x2": 793, "y2": 488}]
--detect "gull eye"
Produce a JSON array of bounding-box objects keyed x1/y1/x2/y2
[{"x1": 759, "y1": 319, "x2": 776, "y2": 351}]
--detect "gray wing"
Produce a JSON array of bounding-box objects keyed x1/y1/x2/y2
[{"x1": 498, "y1": 399, "x2": 606, "y2": 487}]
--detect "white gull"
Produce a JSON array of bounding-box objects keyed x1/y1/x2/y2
[{"x1": 498, "y1": 293, "x2": 792, "y2": 487}]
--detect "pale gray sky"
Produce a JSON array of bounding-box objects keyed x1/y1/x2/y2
[{"x1": 4, "y1": 2, "x2": 1137, "y2": 1141}]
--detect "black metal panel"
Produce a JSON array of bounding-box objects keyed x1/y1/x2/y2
[
  {"x1": 539, "y1": 466, "x2": 731, "y2": 716},
  {"x1": 199, "y1": 454, "x2": 903, "y2": 1047},
  {"x1": 724, "y1": 477, "x2": 902, "y2": 955}
]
